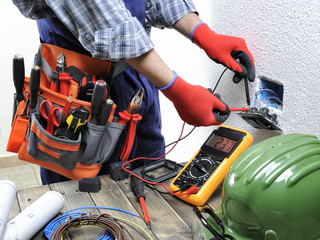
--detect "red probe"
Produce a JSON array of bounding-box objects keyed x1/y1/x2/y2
[{"x1": 229, "y1": 107, "x2": 249, "y2": 112}]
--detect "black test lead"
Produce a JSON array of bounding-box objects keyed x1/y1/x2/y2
[{"x1": 244, "y1": 77, "x2": 251, "y2": 107}]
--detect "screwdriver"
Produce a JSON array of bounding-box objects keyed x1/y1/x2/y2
[
  {"x1": 29, "y1": 65, "x2": 41, "y2": 110},
  {"x1": 130, "y1": 175, "x2": 151, "y2": 229},
  {"x1": 98, "y1": 99, "x2": 113, "y2": 125},
  {"x1": 13, "y1": 54, "x2": 25, "y2": 103},
  {"x1": 90, "y1": 80, "x2": 107, "y2": 124}
]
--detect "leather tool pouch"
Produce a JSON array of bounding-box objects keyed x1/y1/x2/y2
[{"x1": 6, "y1": 43, "x2": 126, "y2": 179}]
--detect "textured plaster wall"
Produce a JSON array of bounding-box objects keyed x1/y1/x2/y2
[
  {"x1": 153, "y1": 0, "x2": 320, "y2": 162},
  {"x1": 210, "y1": 0, "x2": 320, "y2": 136}
]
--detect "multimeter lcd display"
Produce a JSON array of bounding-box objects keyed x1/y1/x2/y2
[{"x1": 206, "y1": 135, "x2": 237, "y2": 153}]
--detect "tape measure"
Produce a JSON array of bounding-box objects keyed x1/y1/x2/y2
[{"x1": 169, "y1": 125, "x2": 253, "y2": 206}]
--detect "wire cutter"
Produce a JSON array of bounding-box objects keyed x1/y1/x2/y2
[
  {"x1": 118, "y1": 88, "x2": 144, "y2": 161},
  {"x1": 40, "y1": 100, "x2": 65, "y2": 134}
]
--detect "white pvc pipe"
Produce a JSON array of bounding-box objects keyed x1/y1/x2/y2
[
  {"x1": 0, "y1": 180, "x2": 17, "y2": 240},
  {"x1": 3, "y1": 191, "x2": 65, "y2": 240}
]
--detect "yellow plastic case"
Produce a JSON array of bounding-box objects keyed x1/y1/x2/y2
[{"x1": 169, "y1": 125, "x2": 253, "y2": 206}]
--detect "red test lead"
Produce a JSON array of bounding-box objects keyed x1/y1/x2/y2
[
  {"x1": 229, "y1": 107, "x2": 249, "y2": 112},
  {"x1": 130, "y1": 175, "x2": 152, "y2": 229}
]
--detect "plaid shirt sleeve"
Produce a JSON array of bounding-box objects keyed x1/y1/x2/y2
[
  {"x1": 12, "y1": 0, "x2": 55, "y2": 19},
  {"x1": 146, "y1": 0, "x2": 198, "y2": 29},
  {"x1": 13, "y1": 0, "x2": 197, "y2": 62}
]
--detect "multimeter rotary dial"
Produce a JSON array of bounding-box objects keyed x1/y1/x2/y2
[
  {"x1": 175, "y1": 154, "x2": 220, "y2": 189},
  {"x1": 189, "y1": 158, "x2": 213, "y2": 179}
]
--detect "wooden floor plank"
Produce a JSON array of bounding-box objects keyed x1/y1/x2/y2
[
  {"x1": 153, "y1": 179, "x2": 195, "y2": 228},
  {"x1": 91, "y1": 175, "x2": 153, "y2": 240},
  {"x1": 49, "y1": 179, "x2": 104, "y2": 239},
  {"x1": 117, "y1": 177, "x2": 192, "y2": 240},
  {"x1": 50, "y1": 180, "x2": 99, "y2": 214},
  {"x1": 16, "y1": 184, "x2": 51, "y2": 210},
  {"x1": 152, "y1": 178, "x2": 223, "y2": 230}
]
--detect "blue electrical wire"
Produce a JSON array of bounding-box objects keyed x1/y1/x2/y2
[
  {"x1": 63, "y1": 206, "x2": 138, "y2": 216},
  {"x1": 264, "y1": 96, "x2": 282, "y2": 109},
  {"x1": 254, "y1": 88, "x2": 283, "y2": 109},
  {"x1": 44, "y1": 206, "x2": 139, "y2": 239}
]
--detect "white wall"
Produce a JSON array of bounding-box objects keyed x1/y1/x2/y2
[
  {"x1": 1, "y1": 1, "x2": 320, "y2": 165},
  {"x1": 0, "y1": 2, "x2": 39, "y2": 156},
  {"x1": 153, "y1": 0, "x2": 320, "y2": 162}
]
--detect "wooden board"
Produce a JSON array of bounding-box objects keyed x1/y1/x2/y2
[
  {"x1": 49, "y1": 180, "x2": 104, "y2": 239},
  {"x1": 11, "y1": 172, "x2": 223, "y2": 240},
  {"x1": 91, "y1": 175, "x2": 153, "y2": 240},
  {"x1": 117, "y1": 177, "x2": 192, "y2": 240}
]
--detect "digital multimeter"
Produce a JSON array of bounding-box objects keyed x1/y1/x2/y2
[{"x1": 169, "y1": 125, "x2": 253, "y2": 206}]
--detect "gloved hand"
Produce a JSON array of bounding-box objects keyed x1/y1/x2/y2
[
  {"x1": 191, "y1": 23, "x2": 255, "y2": 83},
  {"x1": 160, "y1": 73, "x2": 230, "y2": 126}
]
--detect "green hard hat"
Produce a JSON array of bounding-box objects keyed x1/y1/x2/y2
[{"x1": 196, "y1": 133, "x2": 320, "y2": 240}]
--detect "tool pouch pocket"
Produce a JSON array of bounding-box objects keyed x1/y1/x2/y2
[
  {"x1": 27, "y1": 113, "x2": 81, "y2": 170},
  {"x1": 79, "y1": 121, "x2": 125, "y2": 165},
  {"x1": 7, "y1": 43, "x2": 127, "y2": 179}
]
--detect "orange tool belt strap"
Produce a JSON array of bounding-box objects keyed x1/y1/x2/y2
[{"x1": 6, "y1": 99, "x2": 29, "y2": 153}]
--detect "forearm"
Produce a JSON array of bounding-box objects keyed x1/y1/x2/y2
[
  {"x1": 125, "y1": 49, "x2": 174, "y2": 88},
  {"x1": 173, "y1": 13, "x2": 203, "y2": 39}
]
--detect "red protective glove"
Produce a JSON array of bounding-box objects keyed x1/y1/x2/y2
[
  {"x1": 191, "y1": 23, "x2": 255, "y2": 83},
  {"x1": 160, "y1": 73, "x2": 230, "y2": 126}
]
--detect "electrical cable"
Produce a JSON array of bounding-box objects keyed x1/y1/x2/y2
[
  {"x1": 114, "y1": 216, "x2": 153, "y2": 240},
  {"x1": 254, "y1": 88, "x2": 283, "y2": 108},
  {"x1": 48, "y1": 213, "x2": 152, "y2": 240},
  {"x1": 44, "y1": 206, "x2": 152, "y2": 240},
  {"x1": 143, "y1": 66, "x2": 229, "y2": 167},
  {"x1": 122, "y1": 67, "x2": 230, "y2": 196},
  {"x1": 122, "y1": 122, "x2": 188, "y2": 196},
  {"x1": 212, "y1": 67, "x2": 228, "y2": 93}
]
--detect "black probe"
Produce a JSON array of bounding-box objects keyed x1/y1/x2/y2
[
  {"x1": 244, "y1": 77, "x2": 251, "y2": 106},
  {"x1": 130, "y1": 175, "x2": 151, "y2": 229},
  {"x1": 13, "y1": 54, "x2": 25, "y2": 103},
  {"x1": 29, "y1": 65, "x2": 41, "y2": 110},
  {"x1": 90, "y1": 80, "x2": 106, "y2": 124}
]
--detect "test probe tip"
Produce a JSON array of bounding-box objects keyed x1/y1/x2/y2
[{"x1": 244, "y1": 77, "x2": 251, "y2": 107}]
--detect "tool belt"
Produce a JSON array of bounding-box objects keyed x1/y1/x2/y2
[{"x1": 6, "y1": 44, "x2": 126, "y2": 179}]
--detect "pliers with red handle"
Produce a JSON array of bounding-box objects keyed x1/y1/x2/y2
[{"x1": 118, "y1": 88, "x2": 144, "y2": 161}]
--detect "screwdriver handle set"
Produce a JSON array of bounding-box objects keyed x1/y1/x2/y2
[{"x1": 6, "y1": 43, "x2": 137, "y2": 180}]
